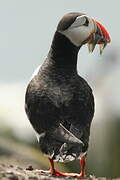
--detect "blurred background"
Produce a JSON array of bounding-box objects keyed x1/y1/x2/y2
[{"x1": 0, "y1": 0, "x2": 120, "y2": 178}]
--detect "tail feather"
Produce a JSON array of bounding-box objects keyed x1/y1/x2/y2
[{"x1": 51, "y1": 124, "x2": 84, "y2": 162}]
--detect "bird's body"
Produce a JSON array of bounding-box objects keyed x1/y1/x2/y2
[
  {"x1": 25, "y1": 13, "x2": 110, "y2": 177},
  {"x1": 25, "y1": 31, "x2": 94, "y2": 162}
]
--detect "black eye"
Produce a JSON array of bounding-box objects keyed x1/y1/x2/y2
[{"x1": 84, "y1": 17, "x2": 89, "y2": 26}]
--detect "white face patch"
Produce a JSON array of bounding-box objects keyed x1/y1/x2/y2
[
  {"x1": 60, "y1": 15, "x2": 95, "y2": 47},
  {"x1": 70, "y1": 15, "x2": 87, "y2": 29}
]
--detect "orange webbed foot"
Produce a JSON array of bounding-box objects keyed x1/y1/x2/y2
[{"x1": 35, "y1": 169, "x2": 81, "y2": 177}]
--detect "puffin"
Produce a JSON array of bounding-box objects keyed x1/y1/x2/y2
[{"x1": 25, "y1": 12, "x2": 111, "y2": 178}]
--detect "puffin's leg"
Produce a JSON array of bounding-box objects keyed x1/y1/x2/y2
[
  {"x1": 77, "y1": 156, "x2": 87, "y2": 178},
  {"x1": 48, "y1": 158, "x2": 68, "y2": 176},
  {"x1": 39, "y1": 158, "x2": 67, "y2": 176}
]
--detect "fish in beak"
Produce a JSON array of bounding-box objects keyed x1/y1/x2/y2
[{"x1": 88, "y1": 20, "x2": 111, "y2": 54}]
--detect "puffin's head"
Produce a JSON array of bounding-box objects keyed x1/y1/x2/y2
[{"x1": 57, "y1": 13, "x2": 111, "y2": 54}]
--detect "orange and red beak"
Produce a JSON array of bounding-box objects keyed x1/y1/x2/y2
[{"x1": 88, "y1": 19, "x2": 111, "y2": 54}]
